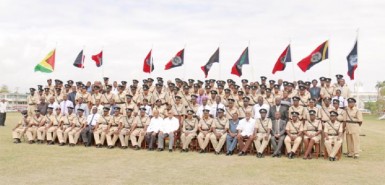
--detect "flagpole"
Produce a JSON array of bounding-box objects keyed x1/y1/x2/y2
[
  {"x1": 289, "y1": 39, "x2": 296, "y2": 82},
  {"x1": 218, "y1": 44, "x2": 221, "y2": 80},
  {"x1": 82, "y1": 45, "x2": 85, "y2": 69},
  {"x1": 150, "y1": 44, "x2": 153, "y2": 77},
  {"x1": 356, "y1": 28, "x2": 359, "y2": 81},
  {"x1": 328, "y1": 38, "x2": 331, "y2": 78},
  {"x1": 101, "y1": 46, "x2": 105, "y2": 79},
  {"x1": 248, "y1": 40, "x2": 256, "y2": 82},
  {"x1": 183, "y1": 44, "x2": 186, "y2": 81}
]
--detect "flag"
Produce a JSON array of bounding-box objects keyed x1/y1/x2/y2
[
  {"x1": 73, "y1": 50, "x2": 85, "y2": 68},
  {"x1": 91, "y1": 51, "x2": 103, "y2": 67},
  {"x1": 231, "y1": 47, "x2": 249, "y2": 77},
  {"x1": 165, "y1": 49, "x2": 184, "y2": 70},
  {"x1": 272, "y1": 45, "x2": 292, "y2": 74},
  {"x1": 34, "y1": 49, "x2": 56, "y2": 73},
  {"x1": 347, "y1": 40, "x2": 358, "y2": 80},
  {"x1": 143, "y1": 49, "x2": 154, "y2": 73},
  {"x1": 297, "y1": 41, "x2": 328, "y2": 72},
  {"x1": 201, "y1": 48, "x2": 219, "y2": 78}
]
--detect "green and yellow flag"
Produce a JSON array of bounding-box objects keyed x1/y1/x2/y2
[{"x1": 34, "y1": 49, "x2": 55, "y2": 73}]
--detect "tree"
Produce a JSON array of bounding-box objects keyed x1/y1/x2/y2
[{"x1": 0, "y1": 85, "x2": 9, "y2": 93}]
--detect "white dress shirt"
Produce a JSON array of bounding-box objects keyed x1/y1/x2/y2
[
  {"x1": 0, "y1": 102, "x2": 7, "y2": 113},
  {"x1": 209, "y1": 102, "x2": 226, "y2": 117},
  {"x1": 161, "y1": 117, "x2": 179, "y2": 133},
  {"x1": 59, "y1": 100, "x2": 74, "y2": 115},
  {"x1": 332, "y1": 96, "x2": 347, "y2": 108},
  {"x1": 253, "y1": 103, "x2": 270, "y2": 119},
  {"x1": 147, "y1": 116, "x2": 163, "y2": 133},
  {"x1": 236, "y1": 117, "x2": 256, "y2": 136},
  {"x1": 86, "y1": 113, "x2": 100, "y2": 126},
  {"x1": 196, "y1": 104, "x2": 210, "y2": 118}
]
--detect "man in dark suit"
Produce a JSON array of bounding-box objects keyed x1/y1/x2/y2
[
  {"x1": 268, "y1": 97, "x2": 288, "y2": 121},
  {"x1": 68, "y1": 85, "x2": 77, "y2": 106},
  {"x1": 270, "y1": 111, "x2": 287, "y2": 157},
  {"x1": 309, "y1": 79, "x2": 321, "y2": 105}
]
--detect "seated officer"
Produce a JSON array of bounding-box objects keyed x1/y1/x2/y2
[
  {"x1": 12, "y1": 110, "x2": 30, "y2": 143},
  {"x1": 93, "y1": 107, "x2": 111, "y2": 148},
  {"x1": 284, "y1": 111, "x2": 303, "y2": 159},
  {"x1": 197, "y1": 109, "x2": 213, "y2": 153},
  {"x1": 130, "y1": 107, "x2": 150, "y2": 150},
  {"x1": 119, "y1": 108, "x2": 135, "y2": 149},
  {"x1": 324, "y1": 111, "x2": 343, "y2": 161},
  {"x1": 209, "y1": 108, "x2": 229, "y2": 155},
  {"x1": 302, "y1": 110, "x2": 322, "y2": 159},
  {"x1": 254, "y1": 108, "x2": 272, "y2": 158},
  {"x1": 180, "y1": 110, "x2": 198, "y2": 152}
]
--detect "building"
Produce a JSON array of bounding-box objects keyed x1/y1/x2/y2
[{"x1": 0, "y1": 92, "x2": 28, "y2": 112}]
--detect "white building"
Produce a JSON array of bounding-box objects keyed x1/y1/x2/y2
[{"x1": 0, "y1": 92, "x2": 28, "y2": 112}]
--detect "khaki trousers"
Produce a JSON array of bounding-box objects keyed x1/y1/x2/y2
[
  {"x1": 209, "y1": 133, "x2": 227, "y2": 152},
  {"x1": 197, "y1": 132, "x2": 211, "y2": 150},
  {"x1": 254, "y1": 133, "x2": 271, "y2": 153},
  {"x1": 324, "y1": 136, "x2": 342, "y2": 158},
  {"x1": 180, "y1": 132, "x2": 196, "y2": 150},
  {"x1": 284, "y1": 135, "x2": 302, "y2": 153}
]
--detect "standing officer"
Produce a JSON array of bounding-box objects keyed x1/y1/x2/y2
[
  {"x1": 324, "y1": 111, "x2": 343, "y2": 161},
  {"x1": 210, "y1": 108, "x2": 229, "y2": 155},
  {"x1": 27, "y1": 88, "x2": 38, "y2": 116},
  {"x1": 284, "y1": 112, "x2": 303, "y2": 159},
  {"x1": 180, "y1": 110, "x2": 198, "y2": 152},
  {"x1": 254, "y1": 108, "x2": 272, "y2": 158},
  {"x1": 344, "y1": 98, "x2": 363, "y2": 159}
]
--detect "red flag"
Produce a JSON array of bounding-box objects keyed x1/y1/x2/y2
[
  {"x1": 91, "y1": 51, "x2": 103, "y2": 67},
  {"x1": 165, "y1": 49, "x2": 184, "y2": 70},
  {"x1": 297, "y1": 41, "x2": 328, "y2": 72},
  {"x1": 143, "y1": 50, "x2": 154, "y2": 73},
  {"x1": 272, "y1": 45, "x2": 291, "y2": 74},
  {"x1": 231, "y1": 47, "x2": 249, "y2": 77}
]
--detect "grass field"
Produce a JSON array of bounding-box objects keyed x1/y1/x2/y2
[{"x1": 0, "y1": 113, "x2": 384, "y2": 185}]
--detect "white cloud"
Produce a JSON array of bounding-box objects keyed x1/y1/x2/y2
[{"x1": 0, "y1": 0, "x2": 384, "y2": 93}]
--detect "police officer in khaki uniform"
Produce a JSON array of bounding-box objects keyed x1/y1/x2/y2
[
  {"x1": 180, "y1": 110, "x2": 198, "y2": 152},
  {"x1": 324, "y1": 111, "x2": 343, "y2": 161},
  {"x1": 57, "y1": 106, "x2": 75, "y2": 146},
  {"x1": 288, "y1": 96, "x2": 305, "y2": 120},
  {"x1": 68, "y1": 108, "x2": 86, "y2": 146},
  {"x1": 46, "y1": 107, "x2": 62, "y2": 145},
  {"x1": 302, "y1": 110, "x2": 322, "y2": 159},
  {"x1": 26, "y1": 110, "x2": 43, "y2": 144},
  {"x1": 130, "y1": 107, "x2": 150, "y2": 150},
  {"x1": 106, "y1": 107, "x2": 121, "y2": 149},
  {"x1": 343, "y1": 98, "x2": 363, "y2": 159},
  {"x1": 121, "y1": 94, "x2": 139, "y2": 116},
  {"x1": 238, "y1": 97, "x2": 253, "y2": 119},
  {"x1": 12, "y1": 110, "x2": 30, "y2": 143},
  {"x1": 254, "y1": 108, "x2": 272, "y2": 158},
  {"x1": 210, "y1": 108, "x2": 229, "y2": 155},
  {"x1": 37, "y1": 106, "x2": 54, "y2": 143},
  {"x1": 197, "y1": 109, "x2": 213, "y2": 153},
  {"x1": 27, "y1": 88, "x2": 38, "y2": 116},
  {"x1": 94, "y1": 107, "x2": 111, "y2": 148},
  {"x1": 119, "y1": 108, "x2": 135, "y2": 149},
  {"x1": 284, "y1": 112, "x2": 303, "y2": 159}
]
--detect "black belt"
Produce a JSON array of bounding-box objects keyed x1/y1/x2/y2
[
  {"x1": 136, "y1": 126, "x2": 144, "y2": 128},
  {"x1": 29, "y1": 103, "x2": 36, "y2": 105},
  {"x1": 202, "y1": 129, "x2": 209, "y2": 131},
  {"x1": 111, "y1": 125, "x2": 118, "y2": 127},
  {"x1": 290, "y1": 132, "x2": 298, "y2": 134},
  {"x1": 346, "y1": 121, "x2": 360, "y2": 124},
  {"x1": 328, "y1": 134, "x2": 338, "y2": 136},
  {"x1": 116, "y1": 102, "x2": 125, "y2": 104}
]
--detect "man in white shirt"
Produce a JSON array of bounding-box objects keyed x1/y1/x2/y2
[
  {"x1": 253, "y1": 96, "x2": 270, "y2": 119},
  {"x1": 196, "y1": 97, "x2": 210, "y2": 118},
  {"x1": 236, "y1": 111, "x2": 256, "y2": 156},
  {"x1": 158, "y1": 110, "x2": 179, "y2": 152},
  {"x1": 332, "y1": 89, "x2": 347, "y2": 109},
  {"x1": 59, "y1": 94, "x2": 74, "y2": 116},
  {"x1": 210, "y1": 95, "x2": 226, "y2": 118},
  {"x1": 47, "y1": 97, "x2": 60, "y2": 111},
  {"x1": 0, "y1": 99, "x2": 7, "y2": 126},
  {"x1": 81, "y1": 106, "x2": 100, "y2": 147},
  {"x1": 145, "y1": 110, "x2": 162, "y2": 150}
]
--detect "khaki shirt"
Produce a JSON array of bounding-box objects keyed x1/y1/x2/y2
[
  {"x1": 303, "y1": 107, "x2": 321, "y2": 121},
  {"x1": 121, "y1": 115, "x2": 135, "y2": 129},
  {"x1": 198, "y1": 117, "x2": 214, "y2": 131},
  {"x1": 115, "y1": 92, "x2": 127, "y2": 104},
  {"x1": 212, "y1": 117, "x2": 229, "y2": 134},
  {"x1": 255, "y1": 118, "x2": 272, "y2": 133},
  {"x1": 320, "y1": 86, "x2": 336, "y2": 98},
  {"x1": 304, "y1": 120, "x2": 322, "y2": 132},
  {"x1": 121, "y1": 102, "x2": 139, "y2": 116},
  {"x1": 97, "y1": 115, "x2": 111, "y2": 126},
  {"x1": 152, "y1": 91, "x2": 168, "y2": 104},
  {"x1": 18, "y1": 117, "x2": 31, "y2": 128},
  {"x1": 60, "y1": 114, "x2": 75, "y2": 126},
  {"x1": 183, "y1": 117, "x2": 198, "y2": 133},
  {"x1": 285, "y1": 120, "x2": 303, "y2": 135},
  {"x1": 109, "y1": 115, "x2": 121, "y2": 127},
  {"x1": 298, "y1": 92, "x2": 310, "y2": 106},
  {"x1": 133, "y1": 115, "x2": 150, "y2": 128},
  {"x1": 90, "y1": 93, "x2": 102, "y2": 105},
  {"x1": 343, "y1": 106, "x2": 363, "y2": 134},
  {"x1": 288, "y1": 105, "x2": 305, "y2": 120},
  {"x1": 238, "y1": 106, "x2": 254, "y2": 118},
  {"x1": 225, "y1": 106, "x2": 239, "y2": 119},
  {"x1": 101, "y1": 92, "x2": 115, "y2": 104},
  {"x1": 73, "y1": 116, "x2": 86, "y2": 127},
  {"x1": 30, "y1": 115, "x2": 44, "y2": 126},
  {"x1": 51, "y1": 115, "x2": 63, "y2": 126},
  {"x1": 324, "y1": 121, "x2": 343, "y2": 135},
  {"x1": 319, "y1": 105, "x2": 334, "y2": 122},
  {"x1": 172, "y1": 103, "x2": 186, "y2": 116},
  {"x1": 27, "y1": 94, "x2": 38, "y2": 105}
]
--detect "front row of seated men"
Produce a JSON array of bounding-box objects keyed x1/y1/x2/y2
[{"x1": 12, "y1": 106, "x2": 344, "y2": 161}]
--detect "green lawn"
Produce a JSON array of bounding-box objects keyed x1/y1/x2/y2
[{"x1": 0, "y1": 113, "x2": 384, "y2": 185}]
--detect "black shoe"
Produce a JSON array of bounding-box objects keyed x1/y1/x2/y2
[
  {"x1": 199, "y1": 149, "x2": 205, "y2": 153},
  {"x1": 238, "y1": 151, "x2": 245, "y2": 156},
  {"x1": 215, "y1": 152, "x2": 219, "y2": 155},
  {"x1": 229, "y1": 151, "x2": 233, "y2": 156},
  {"x1": 13, "y1": 140, "x2": 18, "y2": 144},
  {"x1": 134, "y1": 145, "x2": 140, "y2": 150},
  {"x1": 185, "y1": 149, "x2": 189, "y2": 152},
  {"x1": 158, "y1": 148, "x2": 163, "y2": 152},
  {"x1": 181, "y1": 149, "x2": 185, "y2": 153},
  {"x1": 353, "y1": 156, "x2": 359, "y2": 159},
  {"x1": 169, "y1": 149, "x2": 172, "y2": 152},
  {"x1": 272, "y1": 154, "x2": 276, "y2": 158},
  {"x1": 59, "y1": 143, "x2": 65, "y2": 146},
  {"x1": 277, "y1": 154, "x2": 281, "y2": 158},
  {"x1": 226, "y1": 152, "x2": 230, "y2": 156}
]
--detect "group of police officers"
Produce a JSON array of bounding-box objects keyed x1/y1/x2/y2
[{"x1": 11, "y1": 74, "x2": 363, "y2": 161}]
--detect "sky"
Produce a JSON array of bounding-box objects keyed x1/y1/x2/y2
[{"x1": 1, "y1": 0, "x2": 384, "y2": 93}]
